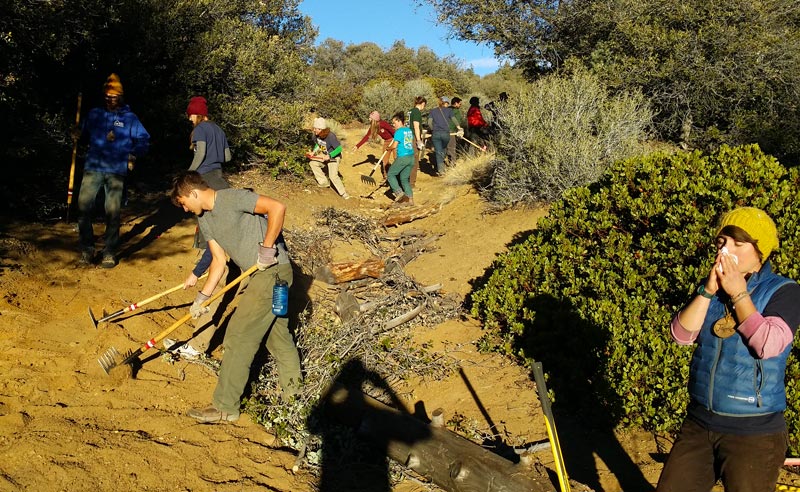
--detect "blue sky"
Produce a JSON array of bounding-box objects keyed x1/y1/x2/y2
[{"x1": 298, "y1": 0, "x2": 501, "y2": 76}]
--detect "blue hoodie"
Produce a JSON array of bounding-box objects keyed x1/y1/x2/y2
[{"x1": 82, "y1": 104, "x2": 150, "y2": 175}]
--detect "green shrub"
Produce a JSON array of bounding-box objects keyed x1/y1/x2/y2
[
  {"x1": 485, "y1": 65, "x2": 652, "y2": 206},
  {"x1": 470, "y1": 144, "x2": 800, "y2": 451}
]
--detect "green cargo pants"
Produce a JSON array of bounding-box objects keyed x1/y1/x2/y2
[{"x1": 212, "y1": 262, "x2": 301, "y2": 413}]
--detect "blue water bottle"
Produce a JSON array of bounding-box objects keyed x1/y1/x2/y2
[{"x1": 272, "y1": 274, "x2": 289, "y2": 316}]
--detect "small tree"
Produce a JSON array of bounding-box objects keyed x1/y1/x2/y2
[{"x1": 485, "y1": 65, "x2": 651, "y2": 206}]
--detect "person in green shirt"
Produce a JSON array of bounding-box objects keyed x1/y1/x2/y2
[{"x1": 409, "y1": 96, "x2": 426, "y2": 188}]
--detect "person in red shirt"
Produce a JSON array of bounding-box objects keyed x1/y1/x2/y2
[
  {"x1": 466, "y1": 96, "x2": 489, "y2": 146},
  {"x1": 352, "y1": 110, "x2": 395, "y2": 177}
]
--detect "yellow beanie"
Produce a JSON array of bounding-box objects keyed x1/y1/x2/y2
[
  {"x1": 717, "y1": 207, "x2": 779, "y2": 259},
  {"x1": 104, "y1": 73, "x2": 124, "y2": 96}
]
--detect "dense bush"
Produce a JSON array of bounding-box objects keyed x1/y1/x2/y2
[
  {"x1": 358, "y1": 79, "x2": 437, "y2": 123},
  {"x1": 470, "y1": 145, "x2": 800, "y2": 451},
  {"x1": 484, "y1": 66, "x2": 652, "y2": 206}
]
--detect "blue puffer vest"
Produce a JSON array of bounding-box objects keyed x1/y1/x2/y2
[{"x1": 689, "y1": 262, "x2": 794, "y2": 416}]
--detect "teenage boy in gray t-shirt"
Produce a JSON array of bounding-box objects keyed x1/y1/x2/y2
[{"x1": 170, "y1": 171, "x2": 301, "y2": 423}]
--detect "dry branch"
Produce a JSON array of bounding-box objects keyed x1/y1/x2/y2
[
  {"x1": 382, "y1": 203, "x2": 442, "y2": 227},
  {"x1": 314, "y1": 256, "x2": 386, "y2": 284}
]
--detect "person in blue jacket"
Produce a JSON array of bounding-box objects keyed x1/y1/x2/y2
[
  {"x1": 77, "y1": 74, "x2": 149, "y2": 268},
  {"x1": 657, "y1": 207, "x2": 800, "y2": 492}
]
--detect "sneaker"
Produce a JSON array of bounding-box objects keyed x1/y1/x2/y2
[
  {"x1": 79, "y1": 250, "x2": 94, "y2": 265},
  {"x1": 342, "y1": 193, "x2": 351, "y2": 200},
  {"x1": 162, "y1": 338, "x2": 178, "y2": 350},
  {"x1": 393, "y1": 191, "x2": 406, "y2": 202},
  {"x1": 187, "y1": 405, "x2": 239, "y2": 423},
  {"x1": 100, "y1": 254, "x2": 116, "y2": 269},
  {"x1": 316, "y1": 183, "x2": 330, "y2": 188},
  {"x1": 174, "y1": 343, "x2": 203, "y2": 360}
]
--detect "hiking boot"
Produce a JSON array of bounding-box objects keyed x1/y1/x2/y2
[
  {"x1": 187, "y1": 405, "x2": 239, "y2": 423},
  {"x1": 393, "y1": 191, "x2": 406, "y2": 202},
  {"x1": 100, "y1": 254, "x2": 116, "y2": 269},
  {"x1": 79, "y1": 250, "x2": 94, "y2": 266}
]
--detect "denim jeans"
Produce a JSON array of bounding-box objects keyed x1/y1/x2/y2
[
  {"x1": 431, "y1": 131, "x2": 451, "y2": 174},
  {"x1": 656, "y1": 418, "x2": 787, "y2": 492},
  {"x1": 78, "y1": 170, "x2": 124, "y2": 256}
]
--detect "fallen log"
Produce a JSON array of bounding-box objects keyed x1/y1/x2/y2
[
  {"x1": 315, "y1": 256, "x2": 386, "y2": 284},
  {"x1": 323, "y1": 384, "x2": 555, "y2": 492},
  {"x1": 382, "y1": 203, "x2": 442, "y2": 227}
]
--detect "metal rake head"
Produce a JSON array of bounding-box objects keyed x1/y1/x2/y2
[
  {"x1": 88, "y1": 307, "x2": 99, "y2": 330},
  {"x1": 98, "y1": 347, "x2": 133, "y2": 375},
  {"x1": 360, "y1": 174, "x2": 377, "y2": 185}
]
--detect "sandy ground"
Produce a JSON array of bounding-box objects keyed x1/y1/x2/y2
[{"x1": 2, "y1": 126, "x2": 799, "y2": 492}]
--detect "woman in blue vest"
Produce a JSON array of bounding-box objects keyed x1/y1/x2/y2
[{"x1": 657, "y1": 207, "x2": 800, "y2": 491}]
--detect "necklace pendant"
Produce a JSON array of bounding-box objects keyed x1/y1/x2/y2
[{"x1": 712, "y1": 314, "x2": 737, "y2": 338}]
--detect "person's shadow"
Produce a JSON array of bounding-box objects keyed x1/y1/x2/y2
[
  {"x1": 517, "y1": 294, "x2": 655, "y2": 492},
  {"x1": 308, "y1": 358, "x2": 430, "y2": 492}
]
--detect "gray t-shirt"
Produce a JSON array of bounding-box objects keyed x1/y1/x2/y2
[{"x1": 198, "y1": 189, "x2": 289, "y2": 269}]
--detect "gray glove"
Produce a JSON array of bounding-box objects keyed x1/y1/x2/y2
[
  {"x1": 190, "y1": 292, "x2": 210, "y2": 319},
  {"x1": 257, "y1": 244, "x2": 278, "y2": 270},
  {"x1": 416, "y1": 141, "x2": 424, "y2": 151}
]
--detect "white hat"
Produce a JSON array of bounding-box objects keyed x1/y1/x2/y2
[{"x1": 313, "y1": 117, "x2": 327, "y2": 129}]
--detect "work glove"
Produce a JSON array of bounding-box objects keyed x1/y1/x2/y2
[
  {"x1": 416, "y1": 141, "x2": 424, "y2": 151},
  {"x1": 456, "y1": 128, "x2": 464, "y2": 138},
  {"x1": 257, "y1": 244, "x2": 278, "y2": 271},
  {"x1": 190, "y1": 292, "x2": 210, "y2": 319}
]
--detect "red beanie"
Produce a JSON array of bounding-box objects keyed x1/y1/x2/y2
[{"x1": 186, "y1": 96, "x2": 208, "y2": 116}]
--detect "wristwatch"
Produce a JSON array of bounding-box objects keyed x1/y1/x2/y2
[{"x1": 696, "y1": 284, "x2": 715, "y2": 299}]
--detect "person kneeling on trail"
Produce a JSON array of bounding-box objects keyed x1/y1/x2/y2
[{"x1": 308, "y1": 118, "x2": 349, "y2": 200}]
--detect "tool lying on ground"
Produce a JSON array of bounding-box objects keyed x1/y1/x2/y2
[
  {"x1": 533, "y1": 360, "x2": 571, "y2": 492},
  {"x1": 65, "y1": 93, "x2": 82, "y2": 222},
  {"x1": 89, "y1": 272, "x2": 208, "y2": 329},
  {"x1": 451, "y1": 132, "x2": 487, "y2": 152},
  {"x1": 98, "y1": 264, "x2": 258, "y2": 376},
  {"x1": 360, "y1": 150, "x2": 388, "y2": 186}
]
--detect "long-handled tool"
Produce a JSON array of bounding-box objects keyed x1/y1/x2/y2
[
  {"x1": 533, "y1": 361, "x2": 571, "y2": 492},
  {"x1": 66, "y1": 93, "x2": 82, "y2": 222},
  {"x1": 98, "y1": 265, "x2": 258, "y2": 376},
  {"x1": 451, "y1": 132, "x2": 487, "y2": 152},
  {"x1": 361, "y1": 179, "x2": 389, "y2": 200},
  {"x1": 361, "y1": 150, "x2": 388, "y2": 186},
  {"x1": 89, "y1": 272, "x2": 209, "y2": 329}
]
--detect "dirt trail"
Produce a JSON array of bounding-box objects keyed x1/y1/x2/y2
[{"x1": 7, "y1": 126, "x2": 794, "y2": 492}]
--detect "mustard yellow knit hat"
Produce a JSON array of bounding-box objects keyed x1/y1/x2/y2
[
  {"x1": 104, "y1": 73, "x2": 124, "y2": 96},
  {"x1": 717, "y1": 207, "x2": 779, "y2": 259}
]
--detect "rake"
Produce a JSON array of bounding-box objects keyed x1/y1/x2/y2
[
  {"x1": 360, "y1": 150, "x2": 388, "y2": 186},
  {"x1": 361, "y1": 179, "x2": 389, "y2": 200},
  {"x1": 89, "y1": 272, "x2": 208, "y2": 329},
  {"x1": 98, "y1": 264, "x2": 258, "y2": 376}
]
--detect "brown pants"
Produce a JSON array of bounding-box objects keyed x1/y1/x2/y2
[{"x1": 656, "y1": 418, "x2": 787, "y2": 492}]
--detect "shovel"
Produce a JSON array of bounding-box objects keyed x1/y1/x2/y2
[
  {"x1": 360, "y1": 150, "x2": 388, "y2": 186},
  {"x1": 98, "y1": 264, "x2": 258, "y2": 376},
  {"x1": 89, "y1": 272, "x2": 209, "y2": 329}
]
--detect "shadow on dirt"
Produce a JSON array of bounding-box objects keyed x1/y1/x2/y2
[
  {"x1": 516, "y1": 294, "x2": 654, "y2": 492},
  {"x1": 307, "y1": 358, "x2": 430, "y2": 492}
]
